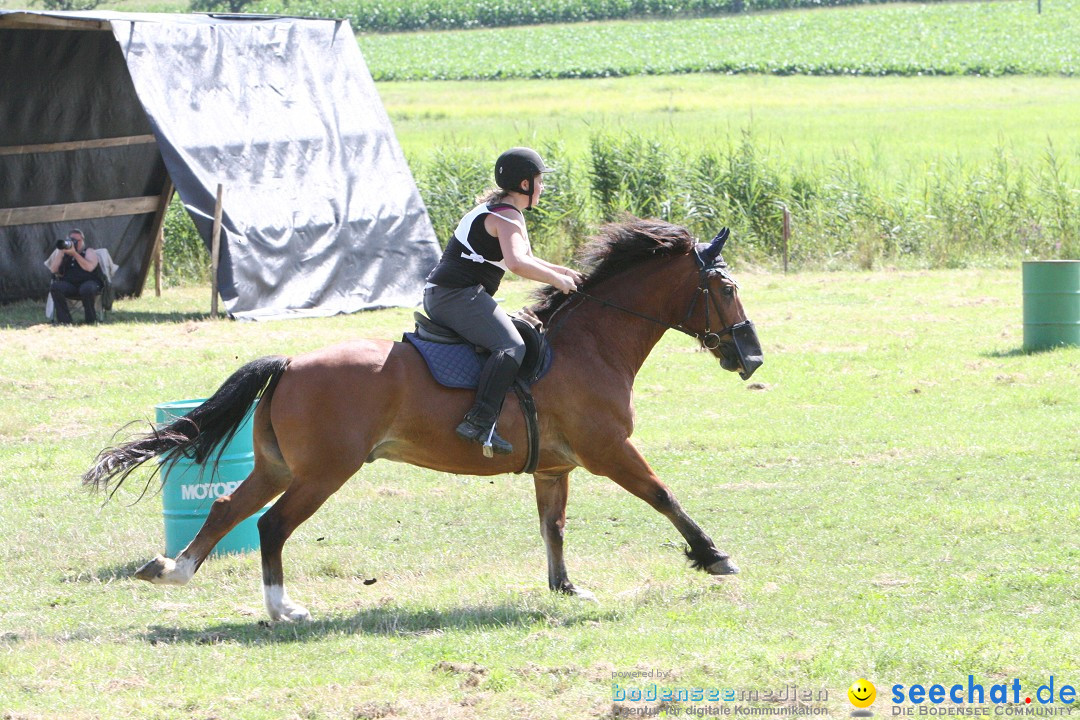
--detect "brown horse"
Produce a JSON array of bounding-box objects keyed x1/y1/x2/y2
[{"x1": 83, "y1": 218, "x2": 762, "y2": 622}]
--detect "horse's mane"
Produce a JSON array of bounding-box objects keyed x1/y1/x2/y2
[{"x1": 530, "y1": 217, "x2": 696, "y2": 321}]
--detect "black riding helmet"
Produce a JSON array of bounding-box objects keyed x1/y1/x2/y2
[{"x1": 495, "y1": 147, "x2": 553, "y2": 209}]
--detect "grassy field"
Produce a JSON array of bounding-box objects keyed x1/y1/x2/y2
[
  {"x1": 2, "y1": 3, "x2": 1079, "y2": 712},
  {"x1": 388, "y1": 74, "x2": 1079, "y2": 270},
  {"x1": 380, "y1": 74, "x2": 1080, "y2": 174},
  {"x1": 358, "y1": 0, "x2": 1080, "y2": 80},
  {"x1": 1, "y1": 270, "x2": 1078, "y2": 718}
]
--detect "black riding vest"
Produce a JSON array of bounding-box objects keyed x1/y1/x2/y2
[{"x1": 426, "y1": 203, "x2": 523, "y2": 296}]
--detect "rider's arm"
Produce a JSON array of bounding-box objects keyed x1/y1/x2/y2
[
  {"x1": 487, "y1": 214, "x2": 575, "y2": 292},
  {"x1": 530, "y1": 256, "x2": 585, "y2": 284}
]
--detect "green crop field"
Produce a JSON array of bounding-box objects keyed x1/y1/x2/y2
[
  {"x1": 252, "y1": 0, "x2": 751, "y2": 32},
  {"x1": 380, "y1": 74, "x2": 1080, "y2": 176},
  {"x1": 354, "y1": 2, "x2": 1080, "y2": 271},
  {"x1": 1, "y1": 271, "x2": 1078, "y2": 719},
  {"x1": 358, "y1": 0, "x2": 1080, "y2": 81},
  {"x1": 247, "y1": 0, "x2": 977, "y2": 33},
  {"x1": 381, "y1": 73, "x2": 1079, "y2": 271}
]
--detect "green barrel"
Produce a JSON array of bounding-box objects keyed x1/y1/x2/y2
[
  {"x1": 155, "y1": 398, "x2": 265, "y2": 557},
  {"x1": 1023, "y1": 261, "x2": 1080, "y2": 351}
]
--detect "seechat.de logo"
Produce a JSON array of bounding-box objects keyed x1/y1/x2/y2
[{"x1": 850, "y1": 679, "x2": 877, "y2": 711}]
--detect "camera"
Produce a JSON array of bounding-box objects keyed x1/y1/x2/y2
[{"x1": 56, "y1": 237, "x2": 74, "y2": 250}]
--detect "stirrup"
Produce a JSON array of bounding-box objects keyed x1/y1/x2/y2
[{"x1": 455, "y1": 418, "x2": 513, "y2": 456}]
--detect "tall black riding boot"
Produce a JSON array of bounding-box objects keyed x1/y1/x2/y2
[{"x1": 456, "y1": 349, "x2": 521, "y2": 456}]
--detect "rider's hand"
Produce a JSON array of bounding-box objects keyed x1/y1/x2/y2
[
  {"x1": 565, "y1": 268, "x2": 586, "y2": 285},
  {"x1": 553, "y1": 274, "x2": 577, "y2": 294}
]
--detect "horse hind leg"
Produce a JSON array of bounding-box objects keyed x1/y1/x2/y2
[
  {"x1": 134, "y1": 458, "x2": 291, "y2": 586},
  {"x1": 256, "y1": 469, "x2": 355, "y2": 622},
  {"x1": 534, "y1": 470, "x2": 596, "y2": 602}
]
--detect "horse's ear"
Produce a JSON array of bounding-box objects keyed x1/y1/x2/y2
[{"x1": 702, "y1": 228, "x2": 729, "y2": 264}]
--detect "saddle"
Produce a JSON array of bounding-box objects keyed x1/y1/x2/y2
[{"x1": 403, "y1": 310, "x2": 552, "y2": 474}]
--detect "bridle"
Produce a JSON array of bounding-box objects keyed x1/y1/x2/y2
[
  {"x1": 552, "y1": 247, "x2": 744, "y2": 351},
  {"x1": 543, "y1": 229, "x2": 763, "y2": 379}
]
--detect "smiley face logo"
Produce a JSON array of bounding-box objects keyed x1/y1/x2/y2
[{"x1": 848, "y1": 679, "x2": 876, "y2": 708}]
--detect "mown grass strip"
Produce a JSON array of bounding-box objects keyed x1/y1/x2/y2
[{"x1": 358, "y1": 0, "x2": 1079, "y2": 80}]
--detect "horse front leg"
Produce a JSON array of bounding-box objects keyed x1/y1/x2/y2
[
  {"x1": 580, "y1": 438, "x2": 738, "y2": 576},
  {"x1": 533, "y1": 470, "x2": 596, "y2": 601}
]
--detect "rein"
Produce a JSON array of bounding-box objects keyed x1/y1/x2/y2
[{"x1": 548, "y1": 250, "x2": 738, "y2": 350}]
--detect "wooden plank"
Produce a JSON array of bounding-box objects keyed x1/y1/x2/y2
[
  {"x1": 0, "y1": 135, "x2": 157, "y2": 157},
  {"x1": 0, "y1": 14, "x2": 111, "y2": 31},
  {"x1": 0, "y1": 196, "x2": 160, "y2": 227},
  {"x1": 134, "y1": 177, "x2": 175, "y2": 298}
]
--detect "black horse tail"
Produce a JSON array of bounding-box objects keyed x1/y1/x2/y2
[{"x1": 83, "y1": 355, "x2": 291, "y2": 500}]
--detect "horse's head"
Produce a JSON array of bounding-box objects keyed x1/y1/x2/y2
[
  {"x1": 682, "y1": 229, "x2": 763, "y2": 380},
  {"x1": 529, "y1": 218, "x2": 763, "y2": 381}
]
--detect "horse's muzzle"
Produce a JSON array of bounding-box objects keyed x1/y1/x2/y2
[{"x1": 718, "y1": 320, "x2": 763, "y2": 380}]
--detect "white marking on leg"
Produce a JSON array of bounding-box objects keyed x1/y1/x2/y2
[
  {"x1": 263, "y1": 584, "x2": 311, "y2": 623},
  {"x1": 167, "y1": 555, "x2": 198, "y2": 584}
]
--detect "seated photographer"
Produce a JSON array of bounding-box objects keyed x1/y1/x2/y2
[{"x1": 46, "y1": 228, "x2": 102, "y2": 325}]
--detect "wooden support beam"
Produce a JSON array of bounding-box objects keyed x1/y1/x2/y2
[
  {"x1": 154, "y1": 228, "x2": 163, "y2": 297},
  {"x1": 0, "y1": 196, "x2": 160, "y2": 227},
  {"x1": 134, "y1": 177, "x2": 175, "y2": 297},
  {"x1": 210, "y1": 184, "x2": 224, "y2": 318},
  {"x1": 0, "y1": 135, "x2": 157, "y2": 157}
]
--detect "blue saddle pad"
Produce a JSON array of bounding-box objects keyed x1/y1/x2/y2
[{"x1": 403, "y1": 333, "x2": 552, "y2": 390}]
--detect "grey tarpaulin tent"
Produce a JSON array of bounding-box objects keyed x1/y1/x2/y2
[{"x1": 0, "y1": 10, "x2": 440, "y2": 319}]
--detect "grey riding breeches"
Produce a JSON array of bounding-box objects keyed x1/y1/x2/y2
[{"x1": 423, "y1": 284, "x2": 526, "y2": 366}]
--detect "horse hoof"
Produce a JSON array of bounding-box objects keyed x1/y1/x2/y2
[
  {"x1": 134, "y1": 555, "x2": 173, "y2": 583},
  {"x1": 134, "y1": 555, "x2": 195, "y2": 585},
  {"x1": 706, "y1": 557, "x2": 739, "y2": 575}
]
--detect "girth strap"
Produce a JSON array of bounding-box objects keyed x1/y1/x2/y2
[{"x1": 512, "y1": 380, "x2": 540, "y2": 474}]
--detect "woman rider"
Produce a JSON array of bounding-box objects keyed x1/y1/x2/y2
[{"x1": 423, "y1": 147, "x2": 584, "y2": 456}]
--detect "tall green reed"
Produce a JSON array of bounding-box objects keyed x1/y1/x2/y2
[{"x1": 160, "y1": 135, "x2": 1078, "y2": 283}]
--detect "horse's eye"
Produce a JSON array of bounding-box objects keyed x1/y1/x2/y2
[{"x1": 722, "y1": 285, "x2": 736, "y2": 297}]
